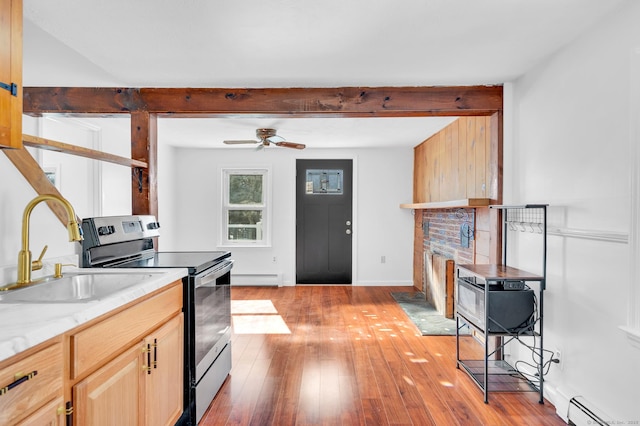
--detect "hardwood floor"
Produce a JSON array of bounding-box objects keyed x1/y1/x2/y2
[{"x1": 200, "y1": 286, "x2": 564, "y2": 426}]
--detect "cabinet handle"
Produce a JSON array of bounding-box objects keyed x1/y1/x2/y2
[
  {"x1": 152, "y1": 338, "x2": 157, "y2": 369},
  {"x1": 146, "y1": 343, "x2": 151, "y2": 374},
  {"x1": 0, "y1": 370, "x2": 38, "y2": 396},
  {"x1": 65, "y1": 401, "x2": 73, "y2": 426}
]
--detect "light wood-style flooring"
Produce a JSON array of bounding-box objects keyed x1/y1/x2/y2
[{"x1": 200, "y1": 285, "x2": 564, "y2": 425}]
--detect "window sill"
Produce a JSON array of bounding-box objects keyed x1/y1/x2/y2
[{"x1": 619, "y1": 326, "x2": 640, "y2": 349}]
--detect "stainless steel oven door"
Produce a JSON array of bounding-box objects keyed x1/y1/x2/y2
[{"x1": 194, "y1": 260, "x2": 233, "y2": 383}]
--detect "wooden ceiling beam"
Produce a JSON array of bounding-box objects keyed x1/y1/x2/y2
[
  {"x1": 130, "y1": 111, "x2": 158, "y2": 218},
  {"x1": 23, "y1": 86, "x2": 502, "y2": 117}
]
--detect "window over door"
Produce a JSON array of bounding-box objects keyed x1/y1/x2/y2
[{"x1": 221, "y1": 168, "x2": 270, "y2": 246}]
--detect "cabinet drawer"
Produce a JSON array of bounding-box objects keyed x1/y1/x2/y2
[
  {"x1": 70, "y1": 281, "x2": 182, "y2": 380},
  {"x1": 17, "y1": 396, "x2": 65, "y2": 426},
  {"x1": 0, "y1": 342, "x2": 63, "y2": 425}
]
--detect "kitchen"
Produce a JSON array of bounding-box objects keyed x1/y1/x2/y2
[{"x1": 2, "y1": 0, "x2": 640, "y2": 424}]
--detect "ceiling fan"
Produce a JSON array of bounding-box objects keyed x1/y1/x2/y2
[{"x1": 223, "y1": 128, "x2": 306, "y2": 150}]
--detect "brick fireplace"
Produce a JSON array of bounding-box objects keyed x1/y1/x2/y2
[{"x1": 422, "y1": 208, "x2": 475, "y2": 318}]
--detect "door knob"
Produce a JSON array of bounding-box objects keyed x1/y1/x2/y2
[
  {"x1": 346, "y1": 229, "x2": 352, "y2": 235},
  {"x1": 346, "y1": 220, "x2": 351, "y2": 226}
]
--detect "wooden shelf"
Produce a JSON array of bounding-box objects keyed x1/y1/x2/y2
[
  {"x1": 399, "y1": 198, "x2": 492, "y2": 210},
  {"x1": 22, "y1": 134, "x2": 148, "y2": 168},
  {"x1": 457, "y1": 264, "x2": 543, "y2": 281}
]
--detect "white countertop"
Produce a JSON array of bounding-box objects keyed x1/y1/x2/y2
[{"x1": 0, "y1": 267, "x2": 188, "y2": 363}]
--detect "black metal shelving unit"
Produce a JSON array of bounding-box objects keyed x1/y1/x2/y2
[{"x1": 455, "y1": 204, "x2": 548, "y2": 404}]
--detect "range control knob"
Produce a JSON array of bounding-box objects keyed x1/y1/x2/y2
[
  {"x1": 98, "y1": 225, "x2": 116, "y2": 236},
  {"x1": 147, "y1": 222, "x2": 160, "y2": 230}
]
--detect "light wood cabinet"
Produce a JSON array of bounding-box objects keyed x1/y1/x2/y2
[
  {"x1": 73, "y1": 342, "x2": 143, "y2": 425},
  {"x1": 0, "y1": 0, "x2": 23, "y2": 149},
  {"x1": 73, "y1": 315, "x2": 183, "y2": 426},
  {"x1": 144, "y1": 315, "x2": 184, "y2": 426},
  {"x1": 17, "y1": 396, "x2": 65, "y2": 426},
  {"x1": 69, "y1": 281, "x2": 183, "y2": 426},
  {"x1": 0, "y1": 280, "x2": 184, "y2": 426},
  {"x1": 0, "y1": 339, "x2": 64, "y2": 425},
  {"x1": 69, "y1": 282, "x2": 183, "y2": 380}
]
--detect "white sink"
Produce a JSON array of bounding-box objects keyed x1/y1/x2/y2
[{"x1": 0, "y1": 272, "x2": 160, "y2": 303}]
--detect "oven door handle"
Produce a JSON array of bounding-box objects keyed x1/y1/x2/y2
[{"x1": 195, "y1": 260, "x2": 233, "y2": 288}]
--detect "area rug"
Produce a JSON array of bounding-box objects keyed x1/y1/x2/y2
[{"x1": 391, "y1": 292, "x2": 469, "y2": 336}]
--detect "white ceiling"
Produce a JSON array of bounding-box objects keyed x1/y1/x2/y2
[{"x1": 22, "y1": 0, "x2": 626, "y2": 149}]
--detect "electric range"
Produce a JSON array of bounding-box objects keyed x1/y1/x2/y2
[{"x1": 80, "y1": 215, "x2": 233, "y2": 425}]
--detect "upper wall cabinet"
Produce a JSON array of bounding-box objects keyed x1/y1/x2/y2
[
  {"x1": 413, "y1": 116, "x2": 498, "y2": 204},
  {"x1": 0, "y1": 0, "x2": 23, "y2": 149}
]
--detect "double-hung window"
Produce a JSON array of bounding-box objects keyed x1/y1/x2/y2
[{"x1": 222, "y1": 168, "x2": 270, "y2": 246}]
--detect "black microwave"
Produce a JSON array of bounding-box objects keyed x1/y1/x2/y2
[{"x1": 456, "y1": 277, "x2": 535, "y2": 333}]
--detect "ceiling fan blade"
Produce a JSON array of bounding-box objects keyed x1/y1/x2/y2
[
  {"x1": 223, "y1": 140, "x2": 259, "y2": 145},
  {"x1": 275, "y1": 141, "x2": 306, "y2": 150}
]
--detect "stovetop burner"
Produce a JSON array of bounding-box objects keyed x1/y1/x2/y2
[{"x1": 115, "y1": 251, "x2": 231, "y2": 274}]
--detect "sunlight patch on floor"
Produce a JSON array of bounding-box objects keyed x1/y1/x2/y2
[
  {"x1": 232, "y1": 314, "x2": 291, "y2": 334},
  {"x1": 231, "y1": 299, "x2": 278, "y2": 314},
  {"x1": 231, "y1": 299, "x2": 290, "y2": 334}
]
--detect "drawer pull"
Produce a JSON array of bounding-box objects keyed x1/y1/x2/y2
[
  {"x1": 146, "y1": 343, "x2": 151, "y2": 374},
  {"x1": 153, "y1": 339, "x2": 157, "y2": 369},
  {"x1": 0, "y1": 370, "x2": 38, "y2": 395}
]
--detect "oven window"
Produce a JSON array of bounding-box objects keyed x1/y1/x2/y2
[{"x1": 194, "y1": 283, "x2": 230, "y2": 369}]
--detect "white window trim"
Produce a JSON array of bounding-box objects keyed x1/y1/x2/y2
[
  {"x1": 622, "y1": 47, "x2": 640, "y2": 348},
  {"x1": 220, "y1": 167, "x2": 272, "y2": 247}
]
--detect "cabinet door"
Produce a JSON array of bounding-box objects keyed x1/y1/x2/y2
[
  {"x1": 17, "y1": 397, "x2": 65, "y2": 426},
  {"x1": 70, "y1": 282, "x2": 182, "y2": 380},
  {"x1": 0, "y1": 0, "x2": 22, "y2": 149},
  {"x1": 145, "y1": 314, "x2": 184, "y2": 426},
  {"x1": 0, "y1": 342, "x2": 63, "y2": 425},
  {"x1": 73, "y1": 344, "x2": 143, "y2": 426}
]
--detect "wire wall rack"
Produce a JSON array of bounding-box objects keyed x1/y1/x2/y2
[
  {"x1": 504, "y1": 205, "x2": 546, "y2": 234},
  {"x1": 455, "y1": 204, "x2": 549, "y2": 404}
]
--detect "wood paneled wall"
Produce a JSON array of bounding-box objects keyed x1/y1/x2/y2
[
  {"x1": 413, "y1": 116, "x2": 497, "y2": 203},
  {"x1": 411, "y1": 114, "x2": 502, "y2": 291}
]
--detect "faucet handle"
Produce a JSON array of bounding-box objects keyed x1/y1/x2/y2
[
  {"x1": 54, "y1": 263, "x2": 75, "y2": 279},
  {"x1": 31, "y1": 245, "x2": 48, "y2": 271}
]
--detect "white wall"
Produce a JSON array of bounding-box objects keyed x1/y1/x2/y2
[
  {"x1": 506, "y1": 0, "x2": 640, "y2": 421},
  {"x1": 157, "y1": 142, "x2": 178, "y2": 250},
  {"x1": 0, "y1": 115, "x2": 131, "y2": 272},
  {"x1": 0, "y1": 117, "x2": 66, "y2": 269},
  {"x1": 157, "y1": 146, "x2": 415, "y2": 286}
]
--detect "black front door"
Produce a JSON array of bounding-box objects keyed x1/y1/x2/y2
[{"x1": 296, "y1": 159, "x2": 353, "y2": 284}]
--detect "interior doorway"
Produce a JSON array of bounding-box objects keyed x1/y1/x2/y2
[{"x1": 296, "y1": 159, "x2": 353, "y2": 284}]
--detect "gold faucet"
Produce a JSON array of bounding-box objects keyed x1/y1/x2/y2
[{"x1": 15, "y1": 194, "x2": 83, "y2": 285}]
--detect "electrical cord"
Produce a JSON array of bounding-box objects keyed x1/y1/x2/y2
[
  {"x1": 506, "y1": 291, "x2": 559, "y2": 381},
  {"x1": 483, "y1": 288, "x2": 559, "y2": 383}
]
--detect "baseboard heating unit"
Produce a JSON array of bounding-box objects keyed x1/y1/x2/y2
[
  {"x1": 232, "y1": 273, "x2": 281, "y2": 286},
  {"x1": 568, "y1": 396, "x2": 611, "y2": 426}
]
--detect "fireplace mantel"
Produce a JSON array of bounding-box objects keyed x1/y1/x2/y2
[{"x1": 400, "y1": 198, "x2": 491, "y2": 210}]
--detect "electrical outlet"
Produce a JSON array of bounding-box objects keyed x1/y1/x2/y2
[
  {"x1": 272, "y1": 256, "x2": 277, "y2": 263},
  {"x1": 554, "y1": 350, "x2": 562, "y2": 370},
  {"x1": 381, "y1": 255, "x2": 386, "y2": 264}
]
